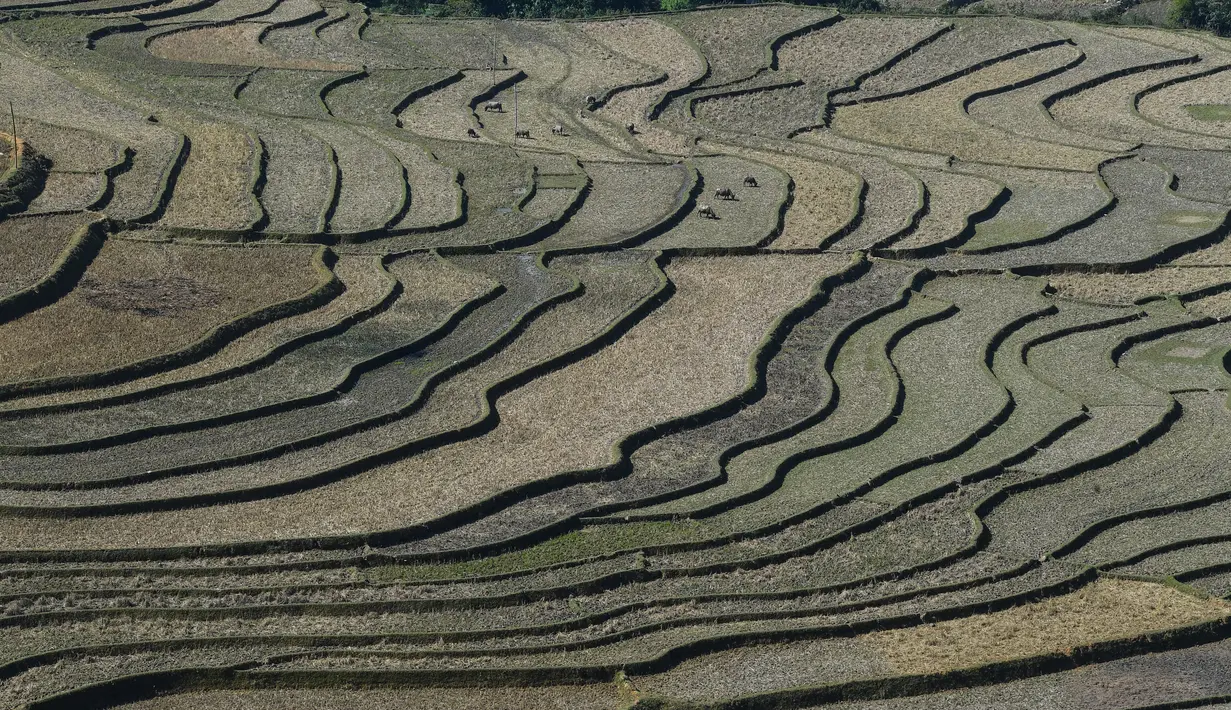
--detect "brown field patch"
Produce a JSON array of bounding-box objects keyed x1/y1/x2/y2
[
  {"x1": 355, "y1": 16, "x2": 496, "y2": 68},
  {"x1": 534, "y1": 23, "x2": 659, "y2": 109},
  {"x1": 831, "y1": 44, "x2": 1112, "y2": 171},
  {"x1": 891, "y1": 168, "x2": 1004, "y2": 250},
  {"x1": 643, "y1": 155, "x2": 787, "y2": 249},
  {"x1": 1185, "y1": 288, "x2": 1231, "y2": 318},
  {"x1": 0, "y1": 253, "x2": 394, "y2": 412},
  {"x1": 634, "y1": 578, "x2": 1229, "y2": 704},
  {"x1": 157, "y1": 119, "x2": 262, "y2": 232},
  {"x1": 0, "y1": 255, "x2": 822, "y2": 549},
  {"x1": 778, "y1": 16, "x2": 950, "y2": 89},
  {"x1": 301, "y1": 121, "x2": 405, "y2": 233},
  {"x1": 1043, "y1": 43, "x2": 1231, "y2": 152},
  {"x1": 144, "y1": 0, "x2": 280, "y2": 25},
  {"x1": 26, "y1": 171, "x2": 105, "y2": 213},
  {"x1": 398, "y1": 69, "x2": 519, "y2": 143},
  {"x1": 147, "y1": 24, "x2": 356, "y2": 71},
  {"x1": 1098, "y1": 25, "x2": 1221, "y2": 55},
  {"x1": 729, "y1": 134, "x2": 925, "y2": 250},
  {"x1": 954, "y1": 161, "x2": 1112, "y2": 253},
  {"x1": 354, "y1": 127, "x2": 462, "y2": 231},
  {"x1": 963, "y1": 23, "x2": 1162, "y2": 155},
  {"x1": 116, "y1": 686, "x2": 620, "y2": 710},
  {"x1": 532, "y1": 161, "x2": 688, "y2": 250},
  {"x1": 479, "y1": 36, "x2": 633, "y2": 161},
  {"x1": 579, "y1": 17, "x2": 704, "y2": 156},
  {"x1": 1169, "y1": 235, "x2": 1231, "y2": 266},
  {"x1": 662, "y1": 5, "x2": 837, "y2": 87},
  {"x1": 519, "y1": 186, "x2": 578, "y2": 219},
  {"x1": 0, "y1": 212, "x2": 98, "y2": 301},
  {"x1": 850, "y1": 18, "x2": 1065, "y2": 101},
  {"x1": 575, "y1": 17, "x2": 700, "y2": 85},
  {"x1": 18, "y1": 121, "x2": 122, "y2": 174},
  {"x1": 1047, "y1": 267, "x2": 1231, "y2": 304},
  {"x1": 1139, "y1": 68, "x2": 1231, "y2": 138},
  {"x1": 253, "y1": 121, "x2": 334, "y2": 234},
  {"x1": 9, "y1": 10, "x2": 1231, "y2": 708},
  {"x1": 703, "y1": 140, "x2": 861, "y2": 249},
  {"x1": 871, "y1": 578, "x2": 1230, "y2": 675},
  {"x1": 0, "y1": 49, "x2": 184, "y2": 222},
  {"x1": 0, "y1": 240, "x2": 327, "y2": 385}
]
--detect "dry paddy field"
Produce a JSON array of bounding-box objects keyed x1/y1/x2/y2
[{"x1": 6, "y1": 5, "x2": 1231, "y2": 710}]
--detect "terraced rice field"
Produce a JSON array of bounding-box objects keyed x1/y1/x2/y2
[{"x1": 4, "y1": 4, "x2": 1231, "y2": 709}]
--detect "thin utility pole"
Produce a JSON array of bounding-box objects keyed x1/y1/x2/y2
[
  {"x1": 513, "y1": 83, "x2": 519, "y2": 141},
  {"x1": 0, "y1": 60, "x2": 12, "y2": 172},
  {"x1": 9, "y1": 100, "x2": 15, "y2": 171}
]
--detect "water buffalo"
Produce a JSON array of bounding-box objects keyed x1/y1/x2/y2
[
  {"x1": 515, "y1": 129, "x2": 531, "y2": 139},
  {"x1": 744, "y1": 176, "x2": 758, "y2": 187},
  {"x1": 715, "y1": 187, "x2": 735, "y2": 200},
  {"x1": 626, "y1": 123, "x2": 636, "y2": 134},
  {"x1": 467, "y1": 128, "x2": 479, "y2": 139},
  {"x1": 552, "y1": 124, "x2": 566, "y2": 135},
  {"x1": 484, "y1": 101, "x2": 503, "y2": 112},
  {"x1": 698, "y1": 204, "x2": 717, "y2": 219}
]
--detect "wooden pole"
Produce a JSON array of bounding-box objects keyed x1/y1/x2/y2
[
  {"x1": 0, "y1": 60, "x2": 6, "y2": 172},
  {"x1": 9, "y1": 100, "x2": 15, "y2": 171}
]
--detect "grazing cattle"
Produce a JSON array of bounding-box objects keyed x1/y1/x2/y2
[
  {"x1": 584, "y1": 95, "x2": 598, "y2": 106},
  {"x1": 515, "y1": 129, "x2": 531, "y2": 139},
  {"x1": 552, "y1": 124, "x2": 566, "y2": 136},
  {"x1": 698, "y1": 204, "x2": 717, "y2": 219},
  {"x1": 484, "y1": 101, "x2": 503, "y2": 112},
  {"x1": 715, "y1": 187, "x2": 735, "y2": 200},
  {"x1": 466, "y1": 128, "x2": 479, "y2": 139},
  {"x1": 626, "y1": 123, "x2": 636, "y2": 134},
  {"x1": 743, "y1": 176, "x2": 758, "y2": 187}
]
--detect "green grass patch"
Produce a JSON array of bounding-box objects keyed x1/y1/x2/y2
[
  {"x1": 1133, "y1": 338, "x2": 1223, "y2": 366},
  {"x1": 537, "y1": 173, "x2": 588, "y2": 190},
  {"x1": 967, "y1": 218, "x2": 1050, "y2": 250},
  {"x1": 365, "y1": 520, "x2": 710, "y2": 583},
  {"x1": 6, "y1": 16, "x2": 116, "y2": 45},
  {"x1": 1184, "y1": 104, "x2": 1231, "y2": 122},
  {"x1": 1157, "y1": 210, "x2": 1222, "y2": 228}
]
